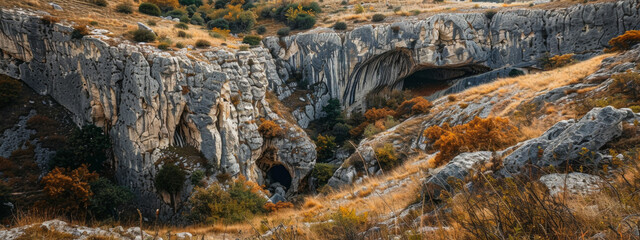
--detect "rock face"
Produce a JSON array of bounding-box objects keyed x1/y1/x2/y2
[
  {"x1": 0, "y1": 9, "x2": 315, "y2": 219},
  {"x1": 423, "y1": 151, "x2": 494, "y2": 197},
  {"x1": 539, "y1": 173, "x2": 602, "y2": 196},
  {"x1": 0, "y1": 219, "x2": 169, "y2": 240},
  {"x1": 266, "y1": 0, "x2": 640, "y2": 112},
  {"x1": 502, "y1": 106, "x2": 637, "y2": 174}
]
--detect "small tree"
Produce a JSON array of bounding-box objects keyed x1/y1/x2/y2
[
  {"x1": 50, "y1": 124, "x2": 111, "y2": 172},
  {"x1": 41, "y1": 165, "x2": 99, "y2": 216},
  {"x1": 89, "y1": 178, "x2": 133, "y2": 220},
  {"x1": 155, "y1": 164, "x2": 186, "y2": 209},
  {"x1": 316, "y1": 135, "x2": 337, "y2": 161}
]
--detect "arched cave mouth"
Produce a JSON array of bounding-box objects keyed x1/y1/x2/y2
[
  {"x1": 266, "y1": 164, "x2": 292, "y2": 190},
  {"x1": 399, "y1": 64, "x2": 491, "y2": 96}
]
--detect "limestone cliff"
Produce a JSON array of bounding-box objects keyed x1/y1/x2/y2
[
  {"x1": 266, "y1": 0, "x2": 640, "y2": 121},
  {"x1": 0, "y1": 9, "x2": 315, "y2": 219}
]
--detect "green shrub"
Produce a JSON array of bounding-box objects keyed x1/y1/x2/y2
[
  {"x1": 155, "y1": 164, "x2": 186, "y2": 207},
  {"x1": 256, "y1": 25, "x2": 267, "y2": 34},
  {"x1": 242, "y1": 35, "x2": 262, "y2": 46},
  {"x1": 89, "y1": 21, "x2": 98, "y2": 26},
  {"x1": 332, "y1": 123, "x2": 351, "y2": 143},
  {"x1": 316, "y1": 135, "x2": 337, "y2": 161},
  {"x1": 179, "y1": 0, "x2": 203, "y2": 6},
  {"x1": 375, "y1": 143, "x2": 398, "y2": 170},
  {"x1": 277, "y1": 27, "x2": 291, "y2": 36},
  {"x1": 333, "y1": 21, "x2": 347, "y2": 30},
  {"x1": 158, "y1": 42, "x2": 170, "y2": 50},
  {"x1": 190, "y1": 169, "x2": 205, "y2": 186},
  {"x1": 132, "y1": 29, "x2": 156, "y2": 42},
  {"x1": 147, "y1": 20, "x2": 157, "y2": 26},
  {"x1": 354, "y1": 4, "x2": 364, "y2": 14},
  {"x1": 229, "y1": 11, "x2": 256, "y2": 33},
  {"x1": 116, "y1": 3, "x2": 133, "y2": 14},
  {"x1": 71, "y1": 25, "x2": 89, "y2": 39},
  {"x1": 187, "y1": 177, "x2": 267, "y2": 224},
  {"x1": 195, "y1": 39, "x2": 211, "y2": 48},
  {"x1": 175, "y1": 42, "x2": 185, "y2": 48},
  {"x1": 0, "y1": 75, "x2": 21, "y2": 108},
  {"x1": 139, "y1": 3, "x2": 162, "y2": 16},
  {"x1": 484, "y1": 9, "x2": 497, "y2": 20},
  {"x1": 207, "y1": 18, "x2": 229, "y2": 30},
  {"x1": 179, "y1": 15, "x2": 190, "y2": 23},
  {"x1": 313, "y1": 163, "x2": 338, "y2": 188},
  {"x1": 49, "y1": 125, "x2": 111, "y2": 172},
  {"x1": 190, "y1": 12, "x2": 204, "y2": 25},
  {"x1": 167, "y1": 9, "x2": 187, "y2": 18},
  {"x1": 174, "y1": 22, "x2": 189, "y2": 30},
  {"x1": 89, "y1": 178, "x2": 133, "y2": 220},
  {"x1": 177, "y1": 30, "x2": 187, "y2": 38},
  {"x1": 292, "y1": 13, "x2": 316, "y2": 30},
  {"x1": 371, "y1": 14, "x2": 385, "y2": 22}
]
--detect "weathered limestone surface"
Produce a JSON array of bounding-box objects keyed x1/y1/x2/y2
[
  {"x1": 0, "y1": 9, "x2": 315, "y2": 220},
  {"x1": 266, "y1": 0, "x2": 640, "y2": 113}
]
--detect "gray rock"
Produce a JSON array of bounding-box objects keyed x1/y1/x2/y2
[
  {"x1": 48, "y1": 3, "x2": 63, "y2": 10},
  {"x1": 502, "y1": 106, "x2": 636, "y2": 174},
  {"x1": 137, "y1": 22, "x2": 155, "y2": 35},
  {"x1": 423, "y1": 151, "x2": 494, "y2": 198},
  {"x1": 269, "y1": 193, "x2": 286, "y2": 204},
  {"x1": 175, "y1": 232, "x2": 193, "y2": 239},
  {"x1": 539, "y1": 172, "x2": 602, "y2": 196}
]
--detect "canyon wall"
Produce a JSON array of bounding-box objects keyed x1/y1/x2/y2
[
  {"x1": 266, "y1": 0, "x2": 640, "y2": 117},
  {"x1": 0, "y1": 9, "x2": 315, "y2": 220}
]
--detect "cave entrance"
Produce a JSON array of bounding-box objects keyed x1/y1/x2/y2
[
  {"x1": 267, "y1": 164, "x2": 292, "y2": 190},
  {"x1": 400, "y1": 65, "x2": 491, "y2": 96}
]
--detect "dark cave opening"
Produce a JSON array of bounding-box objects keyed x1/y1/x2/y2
[
  {"x1": 400, "y1": 65, "x2": 491, "y2": 96},
  {"x1": 267, "y1": 164, "x2": 292, "y2": 190}
]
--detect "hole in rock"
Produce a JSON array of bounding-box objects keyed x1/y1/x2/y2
[
  {"x1": 401, "y1": 65, "x2": 491, "y2": 96},
  {"x1": 267, "y1": 164, "x2": 292, "y2": 190}
]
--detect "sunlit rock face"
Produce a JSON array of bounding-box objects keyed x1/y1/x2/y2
[
  {"x1": 265, "y1": 0, "x2": 640, "y2": 114},
  {"x1": 0, "y1": 9, "x2": 315, "y2": 220}
]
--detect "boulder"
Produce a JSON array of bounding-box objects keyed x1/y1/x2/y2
[
  {"x1": 48, "y1": 3, "x2": 63, "y2": 10},
  {"x1": 539, "y1": 172, "x2": 602, "y2": 196},
  {"x1": 423, "y1": 151, "x2": 494, "y2": 198},
  {"x1": 502, "y1": 107, "x2": 636, "y2": 174},
  {"x1": 136, "y1": 22, "x2": 155, "y2": 34}
]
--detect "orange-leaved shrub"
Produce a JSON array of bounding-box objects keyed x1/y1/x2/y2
[
  {"x1": 395, "y1": 97, "x2": 433, "y2": 117},
  {"x1": 364, "y1": 107, "x2": 396, "y2": 122},
  {"x1": 424, "y1": 117, "x2": 520, "y2": 166},
  {"x1": 259, "y1": 119, "x2": 284, "y2": 138},
  {"x1": 608, "y1": 30, "x2": 640, "y2": 52},
  {"x1": 374, "y1": 143, "x2": 398, "y2": 170},
  {"x1": 40, "y1": 165, "x2": 98, "y2": 215},
  {"x1": 264, "y1": 201, "x2": 294, "y2": 212}
]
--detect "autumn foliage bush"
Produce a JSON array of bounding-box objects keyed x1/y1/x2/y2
[
  {"x1": 259, "y1": 119, "x2": 284, "y2": 138},
  {"x1": 263, "y1": 201, "x2": 294, "y2": 212},
  {"x1": 395, "y1": 97, "x2": 432, "y2": 117},
  {"x1": 375, "y1": 143, "x2": 398, "y2": 170},
  {"x1": 40, "y1": 165, "x2": 98, "y2": 216},
  {"x1": 424, "y1": 117, "x2": 520, "y2": 166},
  {"x1": 610, "y1": 70, "x2": 640, "y2": 99},
  {"x1": 608, "y1": 30, "x2": 640, "y2": 52},
  {"x1": 364, "y1": 108, "x2": 396, "y2": 122},
  {"x1": 316, "y1": 134, "x2": 336, "y2": 161}
]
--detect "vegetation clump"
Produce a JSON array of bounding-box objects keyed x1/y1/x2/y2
[
  {"x1": 195, "y1": 39, "x2": 211, "y2": 48},
  {"x1": 312, "y1": 163, "x2": 338, "y2": 188},
  {"x1": 242, "y1": 35, "x2": 262, "y2": 46},
  {"x1": 333, "y1": 21, "x2": 347, "y2": 30},
  {"x1": 139, "y1": 3, "x2": 162, "y2": 16},
  {"x1": 132, "y1": 29, "x2": 157, "y2": 42},
  {"x1": 277, "y1": 27, "x2": 291, "y2": 36},
  {"x1": 371, "y1": 14, "x2": 386, "y2": 22},
  {"x1": 374, "y1": 143, "x2": 398, "y2": 170},
  {"x1": 116, "y1": 3, "x2": 133, "y2": 14},
  {"x1": 424, "y1": 117, "x2": 520, "y2": 166},
  {"x1": 0, "y1": 75, "x2": 21, "y2": 108},
  {"x1": 155, "y1": 163, "x2": 187, "y2": 208},
  {"x1": 316, "y1": 135, "x2": 337, "y2": 161},
  {"x1": 258, "y1": 120, "x2": 284, "y2": 138},
  {"x1": 608, "y1": 30, "x2": 640, "y2": 51},
  {"x1": 71, "y1": 25, "x2": 89, "y2": 39}
]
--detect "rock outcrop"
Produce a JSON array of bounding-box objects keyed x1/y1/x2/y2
[
  {"x1": 0, "y1": 9, "x2": 315, "y2": 220},
  {"x1": 266, "y1": 0, "x2": 640, "y2": 114},
  {"x1": 0, "y1": 219, "x2": 172, "y2": 240}
]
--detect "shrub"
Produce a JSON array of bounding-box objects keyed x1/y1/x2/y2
[
  {"x1": 316, "y1": 207, "x2": 369, "y2": 239},
  {"x1": 371, "y1": 14, "x2": 385, "y2": 22},
  {"x1": 89, "y1": 21, "x2": 98, "y2": 26},
  {"x1": 195, "y1": 39, "x2": 211, "y2": 48},
  {"x1": 71, "y1": 25, "x2": 89, "y2": 39},
  {"x1": 94, "y1": 0, "x2": 108, "y2": 7},
  {"x1": 259, "y1": 120, "x2": 284, "y2": 138},
  {"x1": 611, "y1": 71, "x2": 640, "y2": 99},
  {"x1": 354, "y1": 4, "x2": 364, "y2": 14},
  {"x1": 89, "y1": 178, "x2": 133, "y2": 220},
  {"x1": 174, "y1": 22, "x2": 189, "y2": 30},
  {"x1": 132, "y1": 29, "x2": 156, "y2": 42},
  {"x1": 608, "y1": 30, "x2": 640, "y2": 51},
  {"x1": 49, "y1": 125, "x2": 111, "y2": 172},
  {"x1": 158, "y1": 42, "x2": 170, "y2": 50},
  {"x1": 424, "y1": 117, "x2": 520, "y2": 166},
  {"x1": 147, "y1": 20, "x2": 157, "y2": 26},
  {"x1": 139, "y1": 3, "x2": 162, "y2": 16},
  {"x1": 190, "y1": 169, "x2": 205, "y2": 186},
  {"x1": 364, "y1": 107, "x2": 396, "y2": 122},
  {"x1": 485, "y1": 9, "x2": 497, "y2": 20},
  {"x1": 167, "y1": 8, "x2": 187, "y2": 18},
  {"x1": 333, "y1": 21, "x2": 347, "y2": 30},
  {"x1": 116, "y1": 3, "x2": 133, "y2": 14},
  {"x1": 256, "y1": 25, "x2": 267, "y2": 34},
  {"x1": 175, "y1": 42, "x2": 185, "y2": 48},
  {"x1": 229, "y1": 10, "x2": 257, "y2": 33},
  {"x1": 242, "y1": 35, "x2": 262, "y2": 46},
  {"x1": 146, "y1": 0, "x2": 180, "y2": 10},
  {"x1": 41, "y1": 165, "x2": 98, "y2": 216},
  {"x1": 293, "y1": 13, "x2": 316, "y2": 30},
  {"x1": 316, "y1": 135, "x2": 337, "y2": 161},
  {"x1": 187, "y1": 176, "x2": 267, "y2": 224},
  {"x1": 332, "y1": 123, "x2": 351, "y2": 143},
  {"x1": 263, "y1": 201, "x2": 294, "y2": 212},
  {"x1": 238, "y1": 45, "x2": 249, "y2": 51},
  {"x1": 40, "y1": 15, "x2": 59, "y2": 25},
  {"x1": 541, "y1": 53, "x2": 576, "y2": 70},
  {"x1": 177, "y1": 30, "x2": 187, "y2": 38},
  {"x1": 375, "y1": 143, "x2": 398, "y2": 170},
  {"x1": 190, "y1": 12, "x2": 204, "y2": 25},
  {"x1": 179, "y1": 15, "x2": 190, "y2": 23},
  {"x1": 207, "y1": 18, "x2": 229, "y2": 30},
  {"x1": 277, "y1": 27, "x2": 291, "y2": 36},
  {"x1": 396, "y1": 97, "x2": 432, "y2": 117},
  {"x1": 313, "y1": 163, "x2": 337, "y2": 188},
  {"x1": 0, "y1": 75, "x2": 21, "y2": 108},
  {"x1": 155, "y1": 164, "x2": 186, "y2": 207}
]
